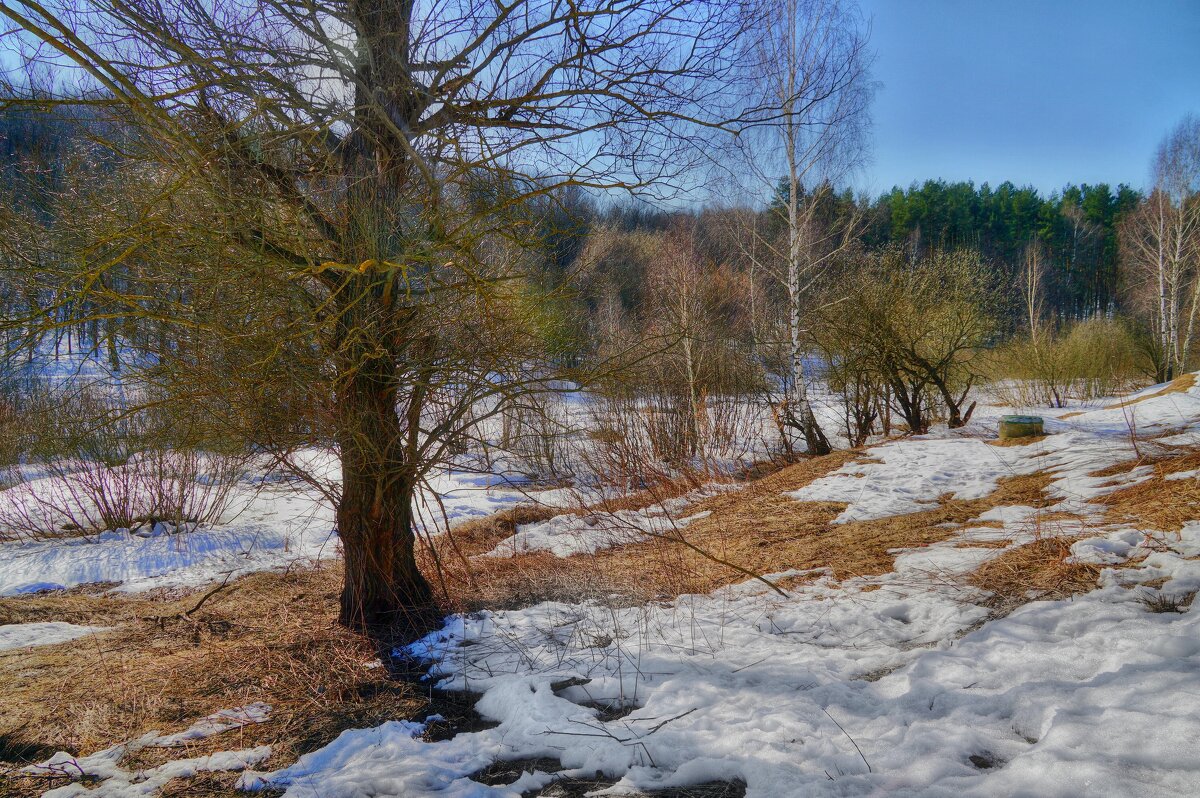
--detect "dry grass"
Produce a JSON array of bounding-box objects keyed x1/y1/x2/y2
[
  {"x1": 1096, "y1": 448, "x2": 1200, "y2": 532},
  {"x1": 986, "y1": 435, "x2": 1049, "y2": 447},
  {"x1": 421, "y1": 451, "x2": 857, "y2": 608},
  {"x1": 968, "y1": 536, "x2": 1103, "y2": 609},
  {"x1": 965, "y1": 448, "x2": 1200, "y2": 611},
  {"x1": 1061, "y1": 373, "x2": 1197, "y2": 420},
  {"x1": 1106, "y1": 372, "x2": 1197, "y2": 410},
  {"x1": 0, "y1": 565, "x2": 422, "y2": 796},
  {"x1": 431, "y1": 449, "x2": 1059, "y2": 609}
]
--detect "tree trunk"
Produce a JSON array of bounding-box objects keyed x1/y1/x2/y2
[
  {"x1": 889, "y1": 375, "x2": 926, "y2": 434},
  {"x1": 930, "y1": 375, "x2": 974, "y2": 429},
  {"x1": 334, "y1": 351, "x2": 433, "y2": 636},
  {"x1": 786, "y1": 199, "x2": 830, "y2": 456},
  {"x1": 1157, "y1": 202, "x2": 1174, "y2": 381}
]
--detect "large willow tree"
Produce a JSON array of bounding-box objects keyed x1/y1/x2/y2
[{"x1": 0, "y1": 0, "x2": 756, "y2": 635}]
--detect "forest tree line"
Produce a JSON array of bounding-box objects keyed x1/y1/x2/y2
[{"x1": 1, "y1": 106, "x2": 1197, "y2": 410}]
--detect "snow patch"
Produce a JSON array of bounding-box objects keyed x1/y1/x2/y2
[{"x1": 0, "y1": 621, "x2": 108, "y2": 651}]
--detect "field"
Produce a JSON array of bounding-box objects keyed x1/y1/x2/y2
[{"x1": 2, "y1": 377, "x2": 1200, "y2": 797}]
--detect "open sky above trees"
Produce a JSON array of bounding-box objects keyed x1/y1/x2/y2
[{"x1": 856, "y1": 0, "x2": 1200, "y2": 195}]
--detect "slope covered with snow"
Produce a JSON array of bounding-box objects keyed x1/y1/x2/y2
[{"x1": 237, "y1": 375, "x2": 1200, "y2": 797}]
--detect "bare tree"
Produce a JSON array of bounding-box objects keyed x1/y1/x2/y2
[
  {"x1": 0, "y1": 0, "x2": 757, "y2": 636},
  {"x1": 734, "y1": 0, "x2": 872, "y2": 455},
  {"x1": 1121, "y1": 115, "x2": 1200, "y2": 382},
  {"x1": 1020, "y1": 235, "x2": 1048, "y2": 341},
  {"x1": 819, "y1": 248, "x2": 995, "y2": 434}
]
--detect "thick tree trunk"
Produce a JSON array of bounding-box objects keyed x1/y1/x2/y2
[
  {"x1": 890, "y1": 376, "x2": 926, "y2": 434},
  {"x1": 337, "y1": 469, "x2": 432, "y2": 634},
  {"x1": 334, "y1": 350, "x2": 434, "y2": 636},
  {"x1": 334, "y1": 0, "x2": 432, "y2": 636}
]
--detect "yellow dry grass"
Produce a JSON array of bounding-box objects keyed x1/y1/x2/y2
[
  {"x1": 432, "y1": 451, "x2": 1058, "y2": 609},
  {"x1": 969, "y1": 536, "x2": 1102, "y2": 606},
  {"x1": 967, "y1": 446, "x2": 1200, "y2": 610},
  {"x1": 1097, "y1": 448, "x2": 1200, "y2": 532},
  {"x1": 0, "y1": 565, "x2": 422, "y2": 796},
  {"x1": 986, "y1": 435, "x2": 1049, "y2": 447},
  {"x1": 1107, "y1": 372, "x2": 1197, "y2": 409},
  {"x1": 1061, "y1": 373, "x2": 1197, "y2": 420}
]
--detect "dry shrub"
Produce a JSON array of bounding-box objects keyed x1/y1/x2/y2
[
  {"x1": 0, "y1": 449, "x2": 247, "y2": 541},
  {"x1": 579, "y1": 392, "x2": 760, "y2": 492},
  {"x1": 0, "y1": 392, "x2": 23, "y2": 486},
  {"x1": 988, "y1": 317, "x2": 1148, "y2": 408},
  {"x1": 816, "y1": 248, "x2": 996, "y2": 433},
  {"x1": 0, "y1": 388, "x2": 250, "y2": 540},
  {"x1": 498, "y1": 393, "x2": 577, "y2": 483}
]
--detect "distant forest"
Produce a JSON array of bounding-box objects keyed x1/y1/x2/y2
[{"x1": 551, "y1": 178, "x2": 1141, "y2": 333}]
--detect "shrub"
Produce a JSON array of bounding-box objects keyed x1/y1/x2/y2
[
  {"x1": 0, "y1": 386, "x2": 251, "y2": 540},
  {"x1": 988, "y1": 317, "x2": 1148, "y2": 408},
  {"x1": 816, "y1": 248, "x2": 997, "y2": 434},
  {"x1": 499, "y1": 392, "x2": 577, "y2": 483}
]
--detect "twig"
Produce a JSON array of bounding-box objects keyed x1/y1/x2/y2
[
  {"x1": 644, "y1": 706, "x2": 697, "y2": 735},
  {"x1": 822, "y1": 707, "x2": 871, "y2": 773},
  {"x1": 182, "y1": 571, "x2": 236, "y2": 619}
]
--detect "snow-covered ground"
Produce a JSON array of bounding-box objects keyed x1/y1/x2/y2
[
  {"x1": 8, "y1": 368, "x2": 1200, "y2": 797},
  {"x1": 481, "y1": 485, "x2": 730, "y2": 559},
  {"x1": 233, "y1": 378, "x2": 1200, "y2": 797}
]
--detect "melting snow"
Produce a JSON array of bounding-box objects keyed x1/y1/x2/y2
[
  {"x1": 0, "y1": 621, "x2": 108, "y2": 651},
  {"x1": 239, "y1": 376, "x2": 1200, "y2": 797}
]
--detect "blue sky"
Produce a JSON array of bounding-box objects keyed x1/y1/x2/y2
[{"x1": 856, "y1": 0, "x2": 1200, "y2": 197}]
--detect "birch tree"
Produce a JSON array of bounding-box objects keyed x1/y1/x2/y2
[
  {"x1": 1122, "y1": 116, "x2": 1200, "y2": 382},
  {"x1": 738, "y1": 0, "x2": 872, "y2": 455}
]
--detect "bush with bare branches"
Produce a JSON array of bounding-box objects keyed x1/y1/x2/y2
[
  {"x1": 0, "y1": 386, "x2": 250, "y2": 540},
  {"x1": 987, "y1": 317, "x2": 1148, "y2": 408},
  {"x1": 816, "y1": 248, "x2": 997, "y2": 434}
]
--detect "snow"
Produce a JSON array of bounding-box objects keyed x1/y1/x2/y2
[
  {"x1": 8, "y1": 372, "x2": 1200, "y2": 796},
  {"x1": 238, "y1": 375, "x2": 1200, "y2": 797},
  {"x1": 789, "y1": 378, "x2": 1200, "y2": 525},
  {"x1": 28, "y1": 742, "x2": 272, "y2": 798},
  {"x1": 249, "y1": 519, "x2": 1200, "y2": 797},
  {"x1": 149, "y1": 703, "x2": 272, "y2": 747},
  {"x1": 0, "y1": 621, "x2": 108, "y2": 651},
  {"x1": 787, "y1": 437, "x2": 1028, "y2": 522},
  {"x1": 237, "y1": 720, "x2": 493, "y2": 797},
  {"x1": 22, "y1": 704, "x2": 276, "y2": 797}
]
